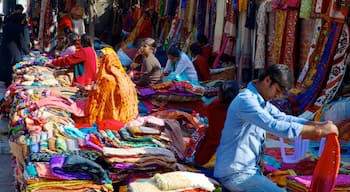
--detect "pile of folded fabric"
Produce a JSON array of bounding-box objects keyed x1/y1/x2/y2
[
  {"x1": 286, "y1": 174, "x2": 350, "y2": 191},
  {"x1": 128, "y1": 171, "x2": 216, "y2": 192}
]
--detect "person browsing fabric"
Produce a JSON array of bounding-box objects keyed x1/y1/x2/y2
[
  {"x1": 163, "y1": 46, "x2": 198, "y2": 83},
  {"x1": 45, "y1": 35, "x2": 97, "y2": 88},
  {"x1": 214, "y1": 64, "x2": 339, "y2": 192},
  {"x1": 190, "y1": 43, "x2": 211, "y2": 81},
  {"x1": 134, "y1": 38, "x2": 162, "y2": 87}
]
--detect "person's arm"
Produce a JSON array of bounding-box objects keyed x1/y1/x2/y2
[
  {"x1": 163, "y1": 59, "x2": 171, "y2": 74},
  {"x1": 268, "y1": 102, "x2": 309, "y2": 124},
  {"x1": 52, "y1": 49, "x2": 85, "y2": 67},
  {"x1": 19, "y1": 25, "x2": 30, "y2": 55}
]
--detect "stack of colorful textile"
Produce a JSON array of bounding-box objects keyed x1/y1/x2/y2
[
  {"x1": 128, "y1": 171, "x2": 216, "y2": 192},
  {"x1": 286, "y1": 174, "x2": 350, "y2": 191}
]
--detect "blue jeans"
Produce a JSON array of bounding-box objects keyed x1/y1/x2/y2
[{"x1": 219, "y1": 173, "x2": 285, "y2": 192}]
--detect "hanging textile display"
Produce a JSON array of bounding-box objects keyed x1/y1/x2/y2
[
  {"x1": 187, "y1": 0, "x2": 196, "y2": 32},
  {"x1": 196, "y1": 0, "x2": 207, "y2": 35},
  {"x1": 270, "y1": 9, "x2": 287, "y2": 64},
  {"x1": 280, "y1": 10, "x2": 298, "y2": 76},
  {"x1": 288, "y1": 21, "x2": 343, "y2": 113},
  {"x1": 212, "y1": 0, "x2": 225, "y2": 53},
  {"x1": 223, "y1": 0, "x2": 237, "y2": 56},
  {"x1": 296, "y1": 19, "x2": 323, "y2": 86},
  {"x1": 254, "y1": 0, "x2": 269, "y2": 69},
  {"x1": 301, "y1": 24, "x2": 349, "y2": 117}
]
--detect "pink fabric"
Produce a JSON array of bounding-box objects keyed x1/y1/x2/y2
[
  {"x1": 35, "y1": 162, "x2": 63, "y2": 180},
  {"x1": 212, "y1": 37, "x2": 230, "y2": 69},
  {"x1": 287, "y1": 174, "x2": 350, "y2": 187},
  {"x1": 37, "y1": 96, "x2": 85, "y2": 117}
]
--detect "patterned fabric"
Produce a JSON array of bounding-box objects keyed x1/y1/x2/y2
[
  {"x1": 289, "y1": 22, "x2": 343, "y2": 113},
  {"x1": 299, "y1": 0, "x2": 313, "y2": 18},
  {"x1": 280, "y1": 10, "x2": 298, "y2": 76},
  {"x1": 254, "y1": 0, "x2": 269, "y2": 69},
  {"x1": 328, "y1": 0, "x2": 348, "y2": 22},
  {"x1": 270, "y1": 9, "x2": 287, "y2": 65},
  {"x1": 303, "y1": 23, "x2": 349, "y2": 114},
  {"x1": 296, "y1": 19, "x2": 322, "y2": 87}
]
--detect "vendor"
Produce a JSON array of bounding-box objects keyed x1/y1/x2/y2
[
  {"x1": 163, "y1": 46, "x2": 198, "y2": 83},
  {"x1": 60, "y1": 33, "x2": 78, "y2": 57},
  {"x1": 45, "y1": 35, "x2": 97, "y2": 88},
  {"x1": 134, "y1": 38, "x2": 162, "y2": 87}
]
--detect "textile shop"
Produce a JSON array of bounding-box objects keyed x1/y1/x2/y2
[{"x1": 2, "y1": 0, "x2": 350, "y2": 192}]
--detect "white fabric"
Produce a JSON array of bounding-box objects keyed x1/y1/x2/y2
[
  {"x1": 72, "y1": 19, "x2": 85, "y2": 36},
  {"x1": 103, "y1": 147, "x2": 175, "y2": 158}
]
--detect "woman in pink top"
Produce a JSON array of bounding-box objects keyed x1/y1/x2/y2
[
  {"x1": 60, "y1": 33, "x2": 78, "y2": 57},
  {"x1": 46, "y1": 35, "x2": 97, "y2": 87}
]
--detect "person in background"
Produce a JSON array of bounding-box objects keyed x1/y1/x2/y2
[
  {"x1": 3, "y1": 4, "x2": 24, "y2": 24},
  {"x1": 195, "y1": 80, "x2": 240, "y2": 165},
  {"x1": 197, "y1": 33, "x2": 212, "y2": 61},
  {"x1": 134, "y1": 38, "x2": 162, "y2": 87},
  {"x1": 0, "y1": 13, "x2": 30, "y2": 87},
  {"x1": 45, "y1": 35, "x2": 97, "y2": 88},
  {"x1": 70, "y1": 6, "x2": 85, "y2": 36},
  {"x1": 190, "y1": 43, "x2": 211, "y2": 81},
  {"x1": 214, "y1": 64, "x2": 339, "y2": 191},
  {"x1": 60, "y1": 33, "x2": 78, "y2": 57},
  {"x1": 163, "y1": 46, "x2": 198, "y2": 83}
]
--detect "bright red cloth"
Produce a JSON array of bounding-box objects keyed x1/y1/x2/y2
[
  {"x1": 193, "y1": 55, "x2": 211, "y2": 81},
  {"x1": 58, "y1": 15, "x2": 73, "y2": 34},
  {"x1": 137, "y1": 18, "x2": 152, "y2": 39},
  {"x1": 97, "y1": 119, "x2": 125, "y2": 131},
  {"x1": 52, "y1": 47, "x2": 97, "y2": 86},
  {"x1": 201, "y1": 45, "x2": 213, "y2": 60},
  {"x1": 195, "y1": 98, "x2": 229, "y2": 165}
]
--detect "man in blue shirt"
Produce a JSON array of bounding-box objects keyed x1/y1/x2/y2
[{"x1": 214, "y1": 64, "x2": 339, "y2": 191}]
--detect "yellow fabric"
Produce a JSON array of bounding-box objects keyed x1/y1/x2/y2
[
  {"x1": 26, "y1": 180, "x2": 113, "y2": 192},
  {"x1": 203, "y1": 153, "x2": 216, "y2": 168},
  {"x1": 84, "y1": 48, "x2": 139, "y2": 124},
  {"x1": 121, "y1": 16, "x2": 145, "y2": 50}
]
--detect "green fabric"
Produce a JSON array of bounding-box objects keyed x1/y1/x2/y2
[
  {"x1": 299, "y1": 0, "x2": 312, "y2": 19},
  {"x1": 56, "y1": 137, "x2": 67, "y2": 151},
  {"x1": 74, "y1": 62, "x2": 85, "y2": 77}
]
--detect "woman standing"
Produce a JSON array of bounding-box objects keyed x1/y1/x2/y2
[{"x1": 134, "y1": 38, "x2": 162, "y2": 87}]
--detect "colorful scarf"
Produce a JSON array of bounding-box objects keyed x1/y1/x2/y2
[
  {"x1": 270, "y1": 9, "x2": 287, "y2": 65},
  {"x1": 254, "y1": 0, "x2": 269, "y2": 69}
]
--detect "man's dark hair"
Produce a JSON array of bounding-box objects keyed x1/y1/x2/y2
[
  {"x1": 258, "y1": 64, "x2": 294, "y2": 92},
  {"x1": 14, "y1": 4, "x2": 24, "y2": 12},
  {"x1": 197, "y1": 33, "x2": 208, "y2": 45},
  {"x1": 219, "y1": 80, "x2": 240, "y2": 104},
  {"x1": 189, "y1": 43, "x2": 202, "y2": 55},
  {"x1": 167, "y1": 45, "x2": 181, "y2": 57}
]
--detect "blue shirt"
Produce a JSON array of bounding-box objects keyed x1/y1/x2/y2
[{"x1": 214, "y1": 82, "x2": 309, "y2": 178}]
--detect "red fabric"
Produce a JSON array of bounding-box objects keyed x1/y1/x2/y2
[
  {"x1": 195, "y1": 99, "x2": 229, "y2": 165},
  {"x1": 52, "y1": 47, "x2": 97, "y2": 86},
  {"x1": 310, "y1": 134, "x2": 340, "y2": 192},
  {"x1": 137, "y1": 18, "x2": 152, "y2": 39},
  {"x1": 97, "y1": 119, "x2": 125, "y2": 131},
  {"x1": 201, "y1": 45, "x2": 213, "y2": 61},
  {"x1": 194, "y1": 55, "x2": 211, "y2": 81},
  {"x1": 58, "y1": 15, "x2": 73, "y2": 34}
]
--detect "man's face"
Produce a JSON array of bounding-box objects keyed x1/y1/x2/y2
[{"x1": 261, "y1": 76, "x2": 284, "y2": 101}]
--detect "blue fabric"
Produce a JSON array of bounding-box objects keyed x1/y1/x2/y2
[
  {"x1": 214, "y1": 82, "x2": 308, "y2": 179},
  {"x1": 219, "y1": 172, "x2": 285, "y2": 192},
  {"x1": 79, "y1": 123, "x2": 98, "y2": 134},
  {"x1": 117, "y1": 49, "x2": 133, "y2": 67}
]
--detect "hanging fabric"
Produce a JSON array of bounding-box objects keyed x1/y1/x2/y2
[
  {"x1": 301, "y1": 24, "x2": 350, "y2": 117},
  {"x1": 288, "y1": 21, "x2": 343, "y2": 114},
  {"x1": 254, "y1": 0, "x2": 269, "y2": 69},
  {"x1": 197, "y1": 0, "x2": 207, "y2": 35},
  {"x1": 270, "y1": 9, "x2": 287, "y2": 65},
  {"x1": 224, "y1": 0, "x2": 237, "y2": 56},
  {"x1": 280, "y1": 10, "x2": 298, "y2": 76},
  {"x1": 212, "y1": 0, "x2": 225, "y2": 53}
]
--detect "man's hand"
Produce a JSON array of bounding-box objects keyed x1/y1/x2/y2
[
  {"x1": 318, "y1": 121, "x2": 339, "y2": 136},
  {"x1": 44, "y1": 61, "x2": 54, "y2": 68}
]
